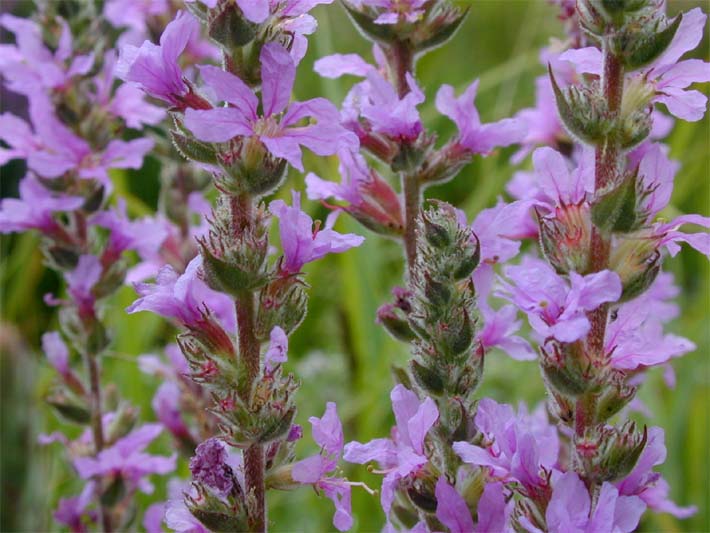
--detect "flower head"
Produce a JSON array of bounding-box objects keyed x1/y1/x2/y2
[
  {"x1": 184, "y1": 42, "x2": 357, "y2": 171},
  {"x1": 269, "y1": 192, "x2": 365, "y2": 275},
  {"x1": 436, "y1": 81, "x2": 526, "y2": 155}
]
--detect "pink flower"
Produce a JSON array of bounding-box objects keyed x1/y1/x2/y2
[
  {"x1": 264, "y1": 326, "x2": 288, "y2": 373},
  {"x1": 292, "y1": 402, "x2": 353, "y2": 531},
  {"x1": 117, "y1": 11, "x2": 200, "y2": 107},
  {"x1": 435, "y1": 478, "x2": 509, "y2": 533},
  {"x1": 453, "y1": 398, "x2": 559, "y2": 491},
  {"x1": 500, "y1": 256, "x2": 622, "y2": 343},
  {"x1": 73, "y1": 424, "x2": 176, "y2": 494},
  {"x1": 344, "y1": 385, "x2": 438, "y2": 520},
  {"x1": 522, "y1": 471, "x2": 645, "y2": 533},
  {"x1": 436, "y1": 81, "x2": 526, "y2": 155},
  {"x1": 184, "y1": 43, "x2": 357, "y2": 171},
  {"x1": 0, "y1": 175, "x2": 83, "y2": 235},
  {"x1": 269, "y1": 192, "x2": 365, "y2": 274}
]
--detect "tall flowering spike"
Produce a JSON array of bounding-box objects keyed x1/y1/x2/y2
[
  {"x1": 117, "y1": 11, "x2": 202, "y2": 108},
  {"x1": 269, "y1": 192, "x2": 365, "y2": 275},
  {"x1": 435, "y1": 81, "x2": 526, "y2": 155},
  {"x1": 184, "y1": 42, "x2": 357, "y2": 172}
]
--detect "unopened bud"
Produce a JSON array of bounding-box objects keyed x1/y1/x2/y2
[
  {"x1": 540, "y1": 342, "x2": 595, "y2": 397},
  {"x1": 539, "y1": 204, "x2": 592, "y2": 274},
  {"x1": 592, "y1": 172, "x2": 641, "y2": 234},
  {"x1": 609, "y1": 238, "x2": 660, "y2": 301},
  {"x1": 615, "y1": 15, "x2": 681, "y2": 70},
  {"x1": 207, "y1": 1, "x2": 258, "y2": 50},
  {"x1": 377, "y1": 303, "x2": 416, "y2": 342}
]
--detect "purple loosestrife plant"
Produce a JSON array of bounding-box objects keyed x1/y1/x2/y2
[{"x1": 119, "y1": 5, "x2": 363, "y2": 531}]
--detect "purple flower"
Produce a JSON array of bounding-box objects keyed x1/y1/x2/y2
[
  {"x1": 0, "y1": 95, "x2": 153, "y2": 182},
  {"x1": 104, "y1": 0, "x2": 169, "y2": 36},
  {"x1": 361, "y1": 72, "x2": 424, "y2": 140},
  {"x1": 453, "y1": 398, "x2": 558, "y2": 492},
  {"x1": 127, "y1": 255, "x2": 236, "y2": 332},
  {"x1": 344, "y1": 385, "x2": 438, "y2": 519},
  {"x1": 164, "y1": 480, "x2": 210, "y2": 533},
  {"x1": 91, "y1": 200, "x2": 168, "y2": 262},
  {"x1": 117, "y1": 11, "x2": 200, "y2": 107},
  {"x1": 606, "y1": 273, "x2": 695, "y2": 371},
  {"x1": 499, "y1": 256, "x2": 622, "y2": 343},
  {"x1": 0, "y1": 175, "x2": 83, "y2": 235},
  {"x1": 347, "y1": 0, "x2": 427, "y2": 25},
  {"x1": 615, "y1": 427, "x2": 697, "y2": 518},
  {"x1": 0, "y1": 15, "x2": 94, "y2": 95},
  {"x1": 269, "y1": 192, "x2": 365, "y2": 274},
  {"x1": 513, "y1": 76, "x2": 565, "y2": 163},
  {"x1": 53, "y1": 482, "x2": 96, "y2": 533},
  {"x1": 153, "y1": 382, "x2": 192, "y2": 442},
  {"x1": 184, "y1": 42, "x2": 357, "y2": 171},
  {"x1": 42, "y1": 332, "x2": 70, "y2": 377},
  {"x1": 435, "y1": 477, "x2": 509, "y2": 533},
  {"x1": 522, "y1": 471, "x2": 645, "y2": 533},
  {"x1": 650, "y1": 214, "x2": 710, "y2": 258},
  {"x1": 292, "y1": 402, "x2": 353, "y2": 531},
  {"x1": 306, "y1": 149, "x2": 403, "y2": 234},
  {"x1": 65, "y1": 255, "x2": 103, "y2": 317},
  {"x1": 189, "y1": 438, "x2": 235, "y2": 495},
  {"x1": 436, "y1": 81, "x2": 526, "y2": 155},
  {"x1": 264, "y1": 326, "x2": 288, "y2": 373},
  {"x1": 560, "y1": 8, "x2": 710, "y2": 121},
  {"x1": 74, "y1": 423, "x2": 176, "y2": 493}
]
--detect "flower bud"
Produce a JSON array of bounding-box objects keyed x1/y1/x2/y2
[
  {"x1": 592, "y1": 172, "x2": 641, "y2": 234},
  {"x1": 207, "y1": 0, "x2": 258, "y2": 50},
  {"x1": 538, "y1": 204, "x2": 592, "y2": 274},
  {"x1": 255, "y1": 279, "x2": 308, "y2": 341},
  {"x1": 44, "y1": 244, "x2": 80, "y2": 270},
  {"x1": 596, "y1": 371, "x2": 637, "y2": 421},
  {"x1": 404, "y1": 475, "x2": 438, "y2": 513},
  {"x1": 549, "y1": 69, "x2": 612, "y2": 145},
  {"x1": 171, "y1": 130, "x2": 219, "y2": 166},
  {"x1": 186, "y1": 484, "x2": 248, "y2": 532},
  {"x1": 410, "y1": 358, "x2": 445, "y2": 396},
  {"x1": 45, "y1": 389, "x2": 91, "y2": 425},
  {"x1": 216, "y1": 138, "x2": 288, "y2": 198},
  {"x1": 609, "y1": 237, "x2": 660, "y2": 301},
  {"x1": 377, "y1": 303, "x2": 416, "y2": 342},
  {"x1": 614, "y1": 14, "x2": 681, "y2": 70},
  {"x1": 540, "y1": 342, "x2": 596, "y2": 397},
  {"x1": 577, "y1": 421, "x2": 648, "y2": 482}
]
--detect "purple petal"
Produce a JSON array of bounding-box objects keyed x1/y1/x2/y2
[
  {"x1": 435, "y1": 477, "x2": 475, "y2": 533},
  {"x1": 261, "y1": 43, "x2": 295, "y2": 117},
  {"x1": 198, "y1": 65, "x2": 258, "y2": 117},
  {"x1": 185, "y1": 107, "x2": 254, "y2": 142}
]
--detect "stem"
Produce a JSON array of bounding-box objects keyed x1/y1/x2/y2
[
  {"x1": 587, "y1": 45, "x2": 623, "y2": 361},
  {"x1": 231, "y1": 193, "x2": 266, "y2": 532},
  {"x1": 390, "y1": 39, "x2": 420, "y2": 275},
  {"x1": 82, "y1": 350, "x2": 111, "y2": 532},
  {"x1": 402, "y1": 172, "x2": 421, "y2": 274}
]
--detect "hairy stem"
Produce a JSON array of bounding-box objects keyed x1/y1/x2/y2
[
  {"x1": 391, "y1": 40, "x2": 420, "y2": 275},
  {"x1": 587, "y1": 45, "x2": 624, "y2": 360},
  {"x1": 231, "y1": 194, "x2": 266, "y2": 532},
  {"x1": 82, "y1": 350, "x2": 111, "y2": 532}
]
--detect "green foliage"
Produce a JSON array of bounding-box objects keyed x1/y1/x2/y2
[{"x1": 1, "y1": 1, "x2": 708, "y2": 532}]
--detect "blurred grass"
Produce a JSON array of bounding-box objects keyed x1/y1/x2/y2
[{"x1": 1, "y1": 1, "x2": 708, "y2": 531}]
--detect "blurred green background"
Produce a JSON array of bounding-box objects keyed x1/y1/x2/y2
[{"x1": 1, "y1": 1, "x2": 708, "y2": 531}]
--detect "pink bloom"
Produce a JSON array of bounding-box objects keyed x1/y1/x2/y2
[
  {"x1": 361, "y1": 72, "x2": 424, "y2": 140},
  {"x1": 42, "y1": 332, "x2": 70, "y2": 377},
  {"x1": 344, "y1": 385, "x2": 438, "y2": 519},
  {"x1": 0, "y1": 15, "x2": 94, "y2": 95},
  {"x1": 435, "y1": 478, "x2": 509, "y2": 533},
  {"x1": 500, "y1": 256, "x2": 622, "y2": 343},
  {"x1": 0, "y1": 175, "x2": 83, "y2": 234},
  {"x1": 347, "y1": 0, "x2": 427, "y2": 25},
  {"x1": 264, "y1": 326, "x2": 288, "y2": 373},
  {"x1": 453, "y1": 398, "x2": 558, "y2": 491},
  {"x1": 153, "y1": 382, "x2": 192, "y2": 442},
  {"x1": 615, "y1": 427, "x2": 697, "y2": 518},
  {"x1": 522, "y1": 471, "x2": 645, "y2": 533},
  {"x1": 74, "y1": 424, "x2": 176, "y2": 493},
  {"x1": 66, "y1": 255, "x2": 103, "y2": 316},
  {"x1": 185, "y1": 43, "x2": 357, "y2": 171},
  {"x1": 292, "y1": 402, "x2": 353, "y2": 531},
  {"x1": 269, "y1": 192, "x2": 365, "y2": 274},
  {"x1": 127, "y1": 255, "x2": 236, "y2": 332},
  {"x1": 436, "y1": 81, "x2": 526, "y2": 155},
  {"x1": 53, "y1": 482, "x2": 97, "y2": 533},
  {"x1": 117, "y1": 11, "x2": 199, "y2": 107}
]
